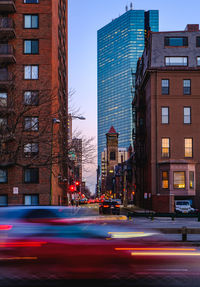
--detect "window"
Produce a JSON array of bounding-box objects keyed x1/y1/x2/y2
[
  {"x1": 161, "y1": 138, "x2": 170, "y2": 158},
  {"x1": 0, "y1": 168, "x2": 7, "y2": 183},
  {"x1": 24, "y1": 195, "x2": 39, "y2": 206},
  {"x1": 24, "y1": 117, "x2": 39, "y2": 131},
  {"x1": 0, "y1": 195, "x2": 8, "y2": 206},
  {"x1": 24, "y1": 65, "x2": 38, "y2": 79},
  {"x1": 110, "y1": 151, "x2": 116, "y2": 161},
  {"x1": 24, "y1": 168, "x2": 39, "y2": 183},
  {"x1": 184, "y1": 107, "x2": 191, "y2": 124},
  {"x1": 24, "y1": 40, "x2": 39, "y2": 54},
  {"x1": 0, "y1": 118, "x2": 7, "y2": 128},
  {"x1": 164, "y1": 37, "x2": 188, "y2": 47},
  {"x1": 24, "y1": 0, "x2": 39, "y2": 4},
  {"x1": 24, "y1": 15, "x2": 38, "y2": 29},
  {"x1": 197, "y1": 57, "x2": 200, "y2": 66},
  {"x1": 196, "y1": 37, "x2": 200, "y2": 47},
  {"x1": 162, "y1": 79, "x2": 169, "y2": 95},
  {"x1": 165, "y1": 57, "x2": 188, "y2": 66},
  {"x1": 183, "y1": 80, "x2": 191, "y2": 95},
  {"x1": 184, "y1": 138, "x2": 193, "y2": 157},
  {"x1": 24, "y1": 143, "x2": 39, "y2": 157},
  {"x1": 189, "y1": 171, "x2": 194, "y2": 189},
  {"x1": 0, "y1": 92, "x2": 7, "y2": 107},
  {"x1": 173, "y1": 171, "x2": 185, "y2": 189},
  {"x1": 161, "y1": 107, "x2": 169, "y2": 124},
  {"x1": 24, "y1": 91, "x2": 39, "y2": 105},
  {"x1": 162, "y1": 171, "x2": 169, "y2": 189}
]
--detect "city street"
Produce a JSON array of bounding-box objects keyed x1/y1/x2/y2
[{"x1": 0, "y1": 204, "x2": 200, "y2": 286}]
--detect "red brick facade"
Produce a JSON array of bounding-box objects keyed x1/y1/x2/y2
[{"x1": 0, "y1": 0, "x2": 68, "y2": 206}]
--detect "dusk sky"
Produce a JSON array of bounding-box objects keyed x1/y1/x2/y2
[{"x1": 68, "y1": 0, "x2": 200, "y2": 193}]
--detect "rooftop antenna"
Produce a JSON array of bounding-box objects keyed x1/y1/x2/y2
[
  {"x1": 125, "y1": 5, "x2": 128, "y2": 12},
  {"x1": 130, "y1": 2, "x2": 133, "y2": 10}
]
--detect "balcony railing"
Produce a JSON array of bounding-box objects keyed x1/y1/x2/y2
[
  {"x1": 0, "y1": 44, "x2": 16, "y2": 63},
  {"x1": 0, "y1": 17, "x2": 15, "y2": 39},
  {"x1": 0, "y1": 0, "x2": 16, "y2": 13}
]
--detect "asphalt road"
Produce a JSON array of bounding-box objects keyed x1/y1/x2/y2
[{"x1": 1, "y1": 203, "x2": 200, "y2": 287}]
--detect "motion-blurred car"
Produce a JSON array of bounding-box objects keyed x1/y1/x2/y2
[
  {"x1": 88, "y1": 199, "x2": 96, "y2": 204},
  {"x1": 0, "y1": 206, "x2": 199, "y2": 287},
  {"x1": 99, "y1": 200, "x2": 120, "y2": 215},
  {"x1": 79, "y1": 198, "x2": 88, "y2": 204}
]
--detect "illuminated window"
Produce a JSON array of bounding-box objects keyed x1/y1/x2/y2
[
  {"x1": 162, "y1": 171, "x2": 169, "y2": 189},
  {"x1": 189, "y1": 171, "x2": 194, "y2": 189},
  {"x1": 173, "y1": 171, "x2": 185, "y2": 189},
  {"x1": 161, "y1": 138, "x2": 170, "y2": 158},
  {"x1": 184, "y1": 138, "x2": 192, "y2": 157}
]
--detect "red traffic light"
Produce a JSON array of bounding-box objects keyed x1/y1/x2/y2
[
  {"x1": 75, "y1": 181, "x2": 80, "y2": 186},
  {"x1": 69, "y1": 185, "x2": 76, "y2": 192}
]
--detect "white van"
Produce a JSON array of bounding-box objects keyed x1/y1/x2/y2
[{"x1": 175, "y1": 200, "x2": 195, "y2": 214}]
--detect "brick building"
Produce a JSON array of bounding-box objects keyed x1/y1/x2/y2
[
  {"x1": 0, "y1": 0, "x2": 68, "y2": 206},
  {"x1": 134, "y1": 24, "x2": 200, "y2": 212}
]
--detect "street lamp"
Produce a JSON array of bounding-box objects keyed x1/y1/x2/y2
[
  {"x1": 71, "y1": 115, "x2": 86, "y2": 120},
  {"x1": 50, "y1": 118, "x2": 60, "y2": 205}
]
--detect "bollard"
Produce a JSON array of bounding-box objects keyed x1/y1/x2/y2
[
  {"x1": 151, "y1": 213, "x2": 154, "y2": 221},
  {"x1": 182, "y1": 226, "x2": 187, "y2": 242},
  {"x1": 171, "y1": 214, "x2": 175, "y2": 221}
]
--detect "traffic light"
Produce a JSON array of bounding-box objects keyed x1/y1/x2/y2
[
  {"x1": 75, "y1": 181, "x2": 80, "y2": 186},
  {"x1": 75, "y1": 181, "x2": 80, "y2": 192},
  {"x1": 69, "y1": 185, "x2": 76, "y2": 192}
]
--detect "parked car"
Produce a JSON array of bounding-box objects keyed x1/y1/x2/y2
[
  {"x1": 99, "y1": 200, "x2": 120, "y2": 215},
  {"x1": 175, "y1": 200, "x2": 196, "y2": 214}
]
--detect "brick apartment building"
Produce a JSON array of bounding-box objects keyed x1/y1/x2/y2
[
  {"x1": 0, "y1": 0, "x2": 68, "y2": 206},
  {"x1": 134, "y1": 24, "x2": 200, "y2": 212}
]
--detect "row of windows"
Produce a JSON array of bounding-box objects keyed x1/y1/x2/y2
[
  {"x1": 164, "y1": 36, "x2": 200, "y2": 47},
  {"x1": 162, "y1": 170, "x2": 194, "y2": 190},
  {"x1": 164, "y1": 56, "x2": 200, "y2": 67},
  {"x1": 161, "y1": 107, "x2": 191, "y2": 124},
  {"x1": 0, "y1": 194, "x2": 39, "y2": 206},
  {"x1": 0, "y1": 91, "x2": 39, "y2": 107},
  {"x1": 162, "y1": 79, "x2": 191, "y2": 95},
  {"x1": 0, "y1": 116, "x2": 39, "y2": 131},
  {"x1": 0, "y1": 168, "x2": 39, "y2": 183},
  {"x1": 161, "y1": 138, "x2": 193, "y2": 158}
]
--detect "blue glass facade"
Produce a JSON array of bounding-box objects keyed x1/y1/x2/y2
[{"x1": 97, "y1": 9, "x2": 159, "y2": 167}]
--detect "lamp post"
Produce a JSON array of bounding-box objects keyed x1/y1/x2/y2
[
  {"x1": 67, "y1": 114, "x2": 86, "y2": 205},
  {"x1": 50, "y1": 118, "x2": 60, "y2": 205}
]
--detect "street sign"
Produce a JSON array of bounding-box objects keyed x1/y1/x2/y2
[{"x1": 13, "y1": 187, "x2": 19, "y2": 194}]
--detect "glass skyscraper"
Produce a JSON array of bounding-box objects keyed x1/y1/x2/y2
[{"x1": 97, "y1": 9, "x2": 159, "y2": 167}]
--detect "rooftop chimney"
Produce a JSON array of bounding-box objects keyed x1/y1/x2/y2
[{"x1": 185, "y1": 24, "x2": 199, "y2": 32}]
